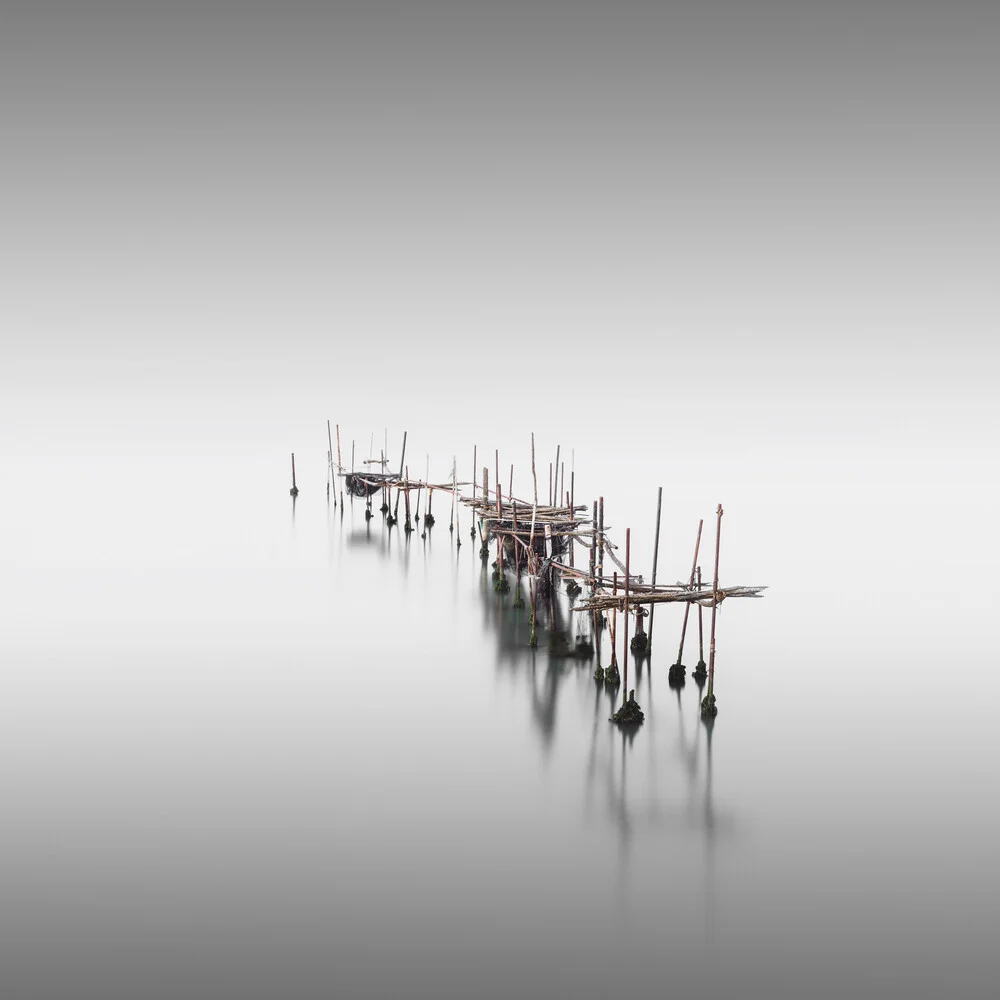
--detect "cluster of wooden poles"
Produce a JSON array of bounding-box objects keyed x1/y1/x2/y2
[{"x1": 290, "y1": 424, "x2": 765, "y2": 723}]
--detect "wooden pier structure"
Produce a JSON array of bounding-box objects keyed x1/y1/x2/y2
[{"x1": 313, "y1": 425, "x2": 766, "y2": 723}]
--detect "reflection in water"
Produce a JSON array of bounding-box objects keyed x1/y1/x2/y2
[{"x1": 337, "y1": 506, "x2": 736, "y2": 906}]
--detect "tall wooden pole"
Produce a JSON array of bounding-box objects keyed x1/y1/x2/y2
[
  {"x1": 696, "y1": 566, "x2": 706, "y2": 669},
  {"x1": 290, "y1": 452, "x2": 298, "y2": 496},
  {"x1": 622, "y1": 528, "x2": 631, "y2": 709},
  {"x1": 529, "y1": 433, "x2": 538, "y2": 646},
  {"x1": 398, "y1": 431, "x2": 407, "y2": 479},
  {"x1": 610, "y1": 572, "x2": 618, "y2": 669},
  {"x1": 703, "y1": 505, "x2": 724, "y2": 717},
  {"x1": 327, "y1": 420, "x2": 335, "y2": 500},
  {"x1": 647, "y1": 486, "x2": 663, "y2": 647},
  {"x1": 495, "y1": 449, "x2": 502, "y2": 575},
  {"x1": 675, "y1": 519, "x2": 704, "y2": 666},
  {"x1": 597, "y1": 497, "x2": 605, "y2": 582}
]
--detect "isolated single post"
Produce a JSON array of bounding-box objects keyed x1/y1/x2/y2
[
  {"x1": 702, "y1": 505, "x2": 724, "y2": 718},
  {"x1": 289, "y1": 452, "x2": 299, "y2": 497},
  {"x1": 398, "y1": 431, "x2": 407, "y2": 479},
  {"x1": 647, "y1": 487, "x2": 663, "y2": 647}
]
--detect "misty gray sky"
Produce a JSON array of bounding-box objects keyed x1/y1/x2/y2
[{"x1": 2, "y1": 0, "x2": 996, "y2": 376}]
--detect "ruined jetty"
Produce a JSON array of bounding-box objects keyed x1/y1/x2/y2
[{"x1": 307, "y1": 425, "x2": 767, "y2": 723}]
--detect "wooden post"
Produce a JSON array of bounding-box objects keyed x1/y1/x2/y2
[
  {"x1": 450, "y1": 457, "x2": 456, "y2": 532},
  {"x1": 703, "y1": 505, "x2": 724, "y2": 717},
  {"x1": 675, "y1": 519, "x2": 704, "y2": 666},
  {"x1": 290, "y1": 452, "x2": 299, "y2": 496},
  {"x1": 647, "y1": 487, "x2": 663, "y2": 647},
  {"x1": 590, "y1": 500, "x2": 597, "y2": 588},
  {"x1": 622, "y1": 528, "x2": 630, "y2": 708},
  {"x1": 327, "y1": 420, "x2": 335, "y2": 500},
  {"x1": 495, "y1": 449, "x2": 502, "y2": 575},
  {"x1": 404, "y1": 465, "x2": 412, "y2": 531},
  {"x1": 529, "y1": 433, "x2": 539, "y2": 647},
  {"x1": 472, "y1": 445, "x2": 477, "y2": 502},
  {"x1": 610, "y1": 572, "x2": 618, "y2": 668},
  {"x1": 569, "y1": 470, "x2": 576, "y2": 568},
  {"x1": 697, "y1": 566, "x2": 706, "y2": 669},
  {"x1": 598, "y1": 497, "x2": 605, "y2": 582},
  {"x1": 398, "y1": 431, "x2": 407, "y2": 479},
  {"x1": 336, "y1": 423, "x2": 344, "y2": 506},
  {"x1": 548, "y1": 462, "x2": 553, "y2": 507}
]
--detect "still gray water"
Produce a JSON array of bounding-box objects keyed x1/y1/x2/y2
[{"x1": 2, "y1": 415, "x2": 998, "y2": 998}]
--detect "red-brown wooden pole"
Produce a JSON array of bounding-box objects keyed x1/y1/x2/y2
[
  {"x1": 622, "y1": 528, "x2": 630, "y2": 709},
  {"x1": 703, "y1": 505, "x2": 724, "y2": 716},
  {"x1": 697, "y1": 566, "x2": 706, "y2": 667},
  {"x1": 675, "y1": 519, "x2": 704, "y2": 665}
]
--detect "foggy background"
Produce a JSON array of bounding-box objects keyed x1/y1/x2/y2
[{"x1": 1, "y1": 2, "x2": 998, "y2": 997}]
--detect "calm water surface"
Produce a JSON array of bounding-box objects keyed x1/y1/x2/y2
[{"x1": 2, "y1": 440, "x2": 998, "y2": 999}]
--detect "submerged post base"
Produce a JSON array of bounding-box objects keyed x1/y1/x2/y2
[
  {"x1": 630, "y1": 631, "x2": 649, "y2": 657},
  {"x1": 593, "y1": 665, "x2": 605, "y2": 681},
  {"x1": 612, "y1": 690, "x2": 645, "y2": 726},
  {"x1": 692, "y1": 661, "x2": 708, "y2": 683},
  {"x1": 668, "y1": 661, "x2": 686, "y2": 683},
  {"x1": 604, "y1": 662, "x2": 620, "y2": 685},
  {"x1": 700, "y1": 693, "x2": 718, "y2": 718},
  {"x1": 548, "y1": 631, "x2": 571, "y2": 657}
]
